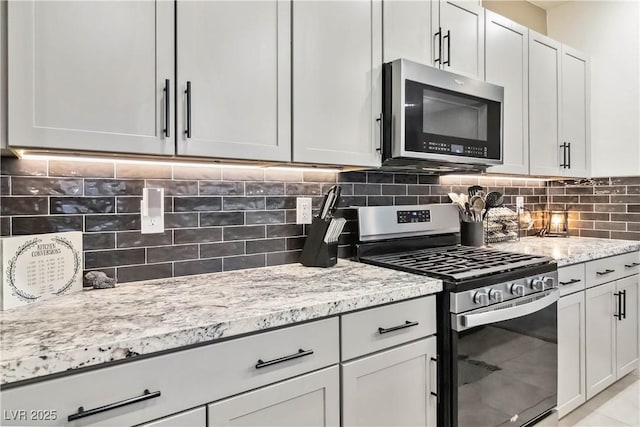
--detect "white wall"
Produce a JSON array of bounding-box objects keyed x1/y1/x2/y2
[{"x1": 547, "y1": 1, "x2": 640, "y2": 177}]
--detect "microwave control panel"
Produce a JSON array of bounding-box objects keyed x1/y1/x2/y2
[
  {"x1": 397, "y1": 210, "x2": 431, "y2": 224},
  {"x1": 426, "y1": 141, "x2": 487, "y2": 158}
]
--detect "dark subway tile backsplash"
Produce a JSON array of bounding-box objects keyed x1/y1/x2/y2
[{"x1": 3, "y1": 155, "x2": 640, "y2": 284}]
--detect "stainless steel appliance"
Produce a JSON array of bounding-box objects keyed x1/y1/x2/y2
[
  {"x1": 354, "y1": 204, "x2": 558, "y2": 427},
  {"x1": 382, "y1": 59, "x2": 504, "y2": 172}
]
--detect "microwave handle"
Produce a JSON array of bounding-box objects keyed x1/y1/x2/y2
[{"x1": 455, "y1": 290, "x2": 558, "y2": 331}]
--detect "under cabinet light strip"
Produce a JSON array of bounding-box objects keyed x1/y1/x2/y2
[
  {"x1": 17, "y1": 153, "x2": 342, "y2": 173},
  {"x1": 445, "y1": 174, "x2": 549, "y2": 182}
]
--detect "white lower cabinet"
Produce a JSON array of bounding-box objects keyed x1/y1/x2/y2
[
  {"x1": 341, "y1": 337, "x2": 437, "y2": 427},
  {"x1": 585, "y1": 274, "x2": 639, "y2": 400},
  {"x1": 586, "y1": 281, "x2": 621, "y2": 399},
  {"x1": 557, "y1": 291, "x2": 586, "y2": 418},
  {"x1": 558, "y1": 253, "x2": 639, "y2": 418},
  {"x1": 140, "y1": 407, "x2": 206, "y2": 427},
  {"x1": 615, "y1": 275, "x2": 639, "y2": 378},
  {"x1": 209, "y1": 366, "x2": 339, "y2": 427}
]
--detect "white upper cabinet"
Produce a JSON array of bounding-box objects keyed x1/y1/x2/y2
[
  {"x1": 485, "y1": 11, "x2": 528, "y2": 175},
  {"x1": 292, "y1": 0, "x2": 382, "y2": 167},
  {"x1": 8, "y1": 1, "x2": 174, "y2": 155},
  {"x1": 560, "y1": 46, "x2": 590, "y2": 178},
  {"x1": 528, "y1": 31, "x2": 562, "y2": 176},
  {"x1": 176, "y1": 1, "x2": 291, "y2": 162},
  {"x1": 383, "y1": 1, "x2": 432, "y2": 64},
  {"x1": 432, "y1": 0, "x2": 484, "y2": 79}
]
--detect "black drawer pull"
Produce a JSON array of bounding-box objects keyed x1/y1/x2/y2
[
  {"x1": 378, "y1": 320, "x2": 419, "y2": 335},
  {"x1": 559, "y1": 278, "x2": 581, "y2": 286},
  {"x1": 625, "y1": 262, "x2": 640, "y2": 268},
  {"x1": 68, "y1": 389, "x2": 160, "y2": 421},
  {"x1": 255, "y1": 349, "x2": 314, "y2": 369},
  {"x1": 596, "y1": 269, "x2": 615, "y2": 276}
]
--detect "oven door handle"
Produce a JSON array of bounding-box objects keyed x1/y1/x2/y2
[{"x1": 456, "y1": 290, "x2": 558, "y2": 331}]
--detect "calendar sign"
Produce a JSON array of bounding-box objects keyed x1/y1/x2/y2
[{"x1": 1, "y1": 232, "x2": 82, "y2": 310}]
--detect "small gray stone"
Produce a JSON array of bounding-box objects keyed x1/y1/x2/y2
[{"x1": 84, "y1": 271, "x2": 116, "y2": 289}]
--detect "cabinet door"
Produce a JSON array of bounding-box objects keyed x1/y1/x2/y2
[
  {"x1": 209, "y1": 366, "x2": 339, "y2": 427},
  {"x1": 383, "y1": 0, "x2": 431, "y2": 64},
  {"x1": 558, "y1": 292, "x2": 586, "y2": 418},
  {"x1": 176, "y1": 1, "x2": 291, "y2": 162},
  {"x1": 616, "y1": 275, "x2": 639, "y2": 378},
  {"x1": 585, "y1": 281, "x2": 617, "y2": 399},
  {"x1": 8, "y1": 1, "x2": 174, "y2": 155},
  {"x1": 437, "y1": 0, "x2": 484, "y2": 79},
  {"x1": 342, "y1": 337, "x2": 437, "y2": 427},
  {"x1": 528, "y1": 31, "x2": 562, "y2": 176},
  {"x1": 141, "y1": 407, "x2": 206, "y2": 427},
  {"x1": 292, "y1": 0, "x2": 382, "y2": 167},
  {"x1": 485, "y1": 11, "x2": 528, "y2": 175},
  {"x1": 561, "y1": 46, "x2": 590, "y2": 178}
]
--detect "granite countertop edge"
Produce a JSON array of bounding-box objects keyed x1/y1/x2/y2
[{"x1": 0, "y1": 261, "x2": 442, "y2": 386}]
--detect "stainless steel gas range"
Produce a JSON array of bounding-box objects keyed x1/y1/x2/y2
[{"x1": 354, "y1": 204, "x2": 558, "y2": 427}]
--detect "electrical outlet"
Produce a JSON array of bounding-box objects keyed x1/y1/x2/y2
[
  {"x1": 141, "y1": 188, "x2": 165, "y2": 234},
  {"x1": 516, "y1": 196, "x2": 524, "y2": 213},
  {"x1": 296, "y1": 197, "x2": 313, "y2": 224}
]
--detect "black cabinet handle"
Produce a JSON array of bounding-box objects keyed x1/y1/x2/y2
[
  {"x1": 443, "y1": 30, "x2": 451, "y2": 66},
  {"x1": 596, "y1": 269, "x2": 615, "y2": 276},
  {"x1": 68, "y1": 389, "x2": 160, "y2": 421},
  {"x1": 622, "y1": 289, "x2": 627, "y2": 319},
  {"x1": 625, "y1": 262, "x2": 640, "y2": 268},
  {"x1": 567, "y1": 142, "x2": 571, "y2": 169},
  {"x1": 378, "y1": 320, "x2": 419, "y2": 335},
  {"x1": 614, "y1": 292, "x2": 622, "y2": 320},
  {"x1": 560, "y1": 142, "x2": 568, "y2": 168},
  {"x1": 255, "y1": 349, "x2": 313, "y2": 369},
  {"x1": 559, "y1": 278, "x2": 581, "y2": 286},
  {"x1": 434, "y1": 28, "x2": 442, "y2": 64},
  {"x1": 185, "y1": 81, "x2": 192, "y2": 138},
  {"x1": 163, "y1": 79, "x2": 170, "y2": 138}
]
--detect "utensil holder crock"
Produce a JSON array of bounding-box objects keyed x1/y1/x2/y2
[{"x1": 460, "y1": 221, "x2": 484, "y2": 247}]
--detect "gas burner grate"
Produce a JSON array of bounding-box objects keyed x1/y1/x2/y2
[{"x1": 360, "y1": 246, "x2": 552, "y2": 281}]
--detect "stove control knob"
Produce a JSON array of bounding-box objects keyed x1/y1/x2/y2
[
  {"x1": 488, "y1": 289, "x2": 504, "y2": 303},
  {"x1": 542, "y1": 276, "x2": 556, "y2": 289},
  {"x1": 530, "y1": 278, "x2": 545, "y2": 291},
  {"x1": 472, "y1": 291, "x2": 489, "y2": 306},
  {"x1": 510, "y1": 284, "x2": 525, "y2": 297}
]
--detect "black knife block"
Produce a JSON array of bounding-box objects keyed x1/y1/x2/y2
[{"x1": 300, "y1": 217, "x2": 338, "y2": 268}]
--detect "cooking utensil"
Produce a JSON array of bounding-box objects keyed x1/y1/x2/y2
[
  {"x1": 324, "y1": 217, "x2": 346, "y2": 243},
  {"x1": 468, "y1": 186, "x2": 483, "y2": 198},
  {"x1": 470, "y1": 195, "x2": 485, "y2": 222},
  {"x1": 483, "y1": 191, "x2": 504, "y2": 220},
  {"x1": 448, "y1": 193, "x2": 460, "y2": 204}
]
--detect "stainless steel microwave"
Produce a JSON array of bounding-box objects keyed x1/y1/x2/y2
[{"x1": 381, "y1": 59, "x2": 504, "y2": 172}]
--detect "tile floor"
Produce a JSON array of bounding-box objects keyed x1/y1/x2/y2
[{"x1": 559, "y1": 369, "x2": 640, "y2": 427}]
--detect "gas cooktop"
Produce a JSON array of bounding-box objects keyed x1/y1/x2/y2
[{"x1": 359, "y1": 245, "x2": 552, "y2": 282}]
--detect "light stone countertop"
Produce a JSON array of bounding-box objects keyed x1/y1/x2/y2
[
  {"x1": 492, "y1": 236, "x2": 640, "y2": 267},
  {"x1": 0, "y1": 260, "x2": 441, "y2": 386}
]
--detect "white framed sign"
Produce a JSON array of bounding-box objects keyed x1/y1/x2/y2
[{"x1": 1, "y1": 232, "x2": 83, "y2": 310}]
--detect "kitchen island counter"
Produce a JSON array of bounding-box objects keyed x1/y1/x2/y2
[
  {"x1": 493, "y1": 236, "x2": 640, "y2": 267},
  {"x1": 0, "y1": 260, "x2": 441, "y2": 386}
]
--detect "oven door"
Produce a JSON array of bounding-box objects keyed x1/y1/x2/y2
[{"x1": 451, "y1": 290, "x2": 558, "y2": 427}]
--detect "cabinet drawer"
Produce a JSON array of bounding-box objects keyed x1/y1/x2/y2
[
  {"x1": 586, "y1": 251, "x2": 640, "y2": 288},
  {"x1": 0, "y1": 318, "x2": 339, "y2": 426},
  {"x1": 341, "y1": 296, "x2": 436, "y2": 361},
  {"x1": 558, "y1": 263, "x2": 586, "y2": 296}
]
